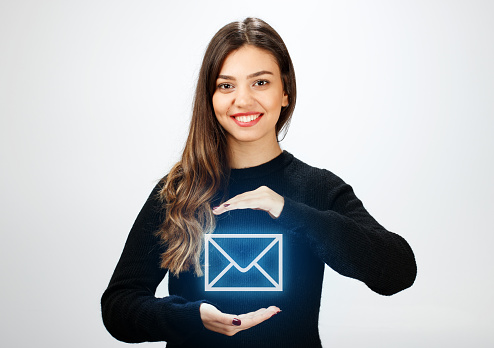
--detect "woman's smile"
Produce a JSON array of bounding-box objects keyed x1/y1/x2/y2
[{"x1": 231, "y1": 112, "x2": 264, "y2": 126}]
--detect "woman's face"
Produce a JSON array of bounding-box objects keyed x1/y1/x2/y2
[{"x1": 212, "y1": 45, "x2": 289, "y2": 146}]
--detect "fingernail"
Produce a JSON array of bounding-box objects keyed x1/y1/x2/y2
[
  {"x1": 232, "y1": 318, "x2": 241, "y2": 326},
  {"x1": 212, "y1": 206, "x2": 219, "y2": 210},
  {"x1": 223, "y1": 204, "x2": 230, "y2": 207}
]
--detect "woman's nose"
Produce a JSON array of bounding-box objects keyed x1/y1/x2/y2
[{"x1": 234, "y1": 86, "x2": 254, "y2": 108}]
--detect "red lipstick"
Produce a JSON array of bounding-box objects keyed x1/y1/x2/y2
[{"x1": 230, "y1": 112, "x2": 263, "y2": 127}]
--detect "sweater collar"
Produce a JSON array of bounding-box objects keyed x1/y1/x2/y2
[{"x1": 229, "y1": 150, "x2": 293, "y2": 181}]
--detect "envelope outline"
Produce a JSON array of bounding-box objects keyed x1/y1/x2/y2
[{"x1": 204, "y1": 234, "x2": 283, "y2": 291}]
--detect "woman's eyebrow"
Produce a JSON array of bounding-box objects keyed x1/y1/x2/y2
[
  {"x1": 217, "y1": 74, "x2": 235, "y2": 80},
  {"x1": 247, "y1": 70, "x2": 273, "y2": 79},
  {"x1": 217, "y1": 70, "x2": 274, "y2": 80}
]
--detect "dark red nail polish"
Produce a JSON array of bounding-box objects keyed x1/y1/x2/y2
[
  {"x1": 212, "y1": 206, "x2": 219, "y2": 210},
  {"x1": 271, "y1": 310, "x2": 281, "y2": 318},
  {"x1": 232, "y1": 318, "x2": 241, "y2": 326},
  {"x1": 224, "y1": 204, "x2": 230, "y2": 207}
]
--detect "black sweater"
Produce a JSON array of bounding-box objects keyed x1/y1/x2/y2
[{"x1": 101, "y1": 151, "x2": 416, "y2": 347}]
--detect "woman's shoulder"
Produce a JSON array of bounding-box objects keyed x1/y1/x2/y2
[{"x1": 286, "y1": 151, "x2": 345, "y2": 185}]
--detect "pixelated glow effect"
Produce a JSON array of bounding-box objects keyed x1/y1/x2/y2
[{"x1": 205, "y1": 234, "x2": 283, "y2": 291}]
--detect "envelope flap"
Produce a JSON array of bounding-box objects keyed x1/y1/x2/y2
[{"x1": 211, "y1": 236, "x2": 276, "y2": 269}]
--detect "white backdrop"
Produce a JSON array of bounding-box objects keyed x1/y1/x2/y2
[{"x1": 1, "y1": 1, "x2": 493, "y2": 347}]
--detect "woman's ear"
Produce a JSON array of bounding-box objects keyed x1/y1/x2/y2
[{"x1": 282, "y1": 91, "x2": 289, "y2": 107}]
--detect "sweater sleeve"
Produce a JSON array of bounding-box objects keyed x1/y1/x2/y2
[
  {"x1": 101, "y1": 183, "x2": 205, "y2": 344},
  {"x1": 275, "y1": 174, "x2": 417, "y2": 296}
]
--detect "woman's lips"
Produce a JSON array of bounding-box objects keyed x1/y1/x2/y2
[{"x1": 230, "y1": 112, "x2": 263, "y2": 127}]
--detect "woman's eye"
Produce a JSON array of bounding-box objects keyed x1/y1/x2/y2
[
  {"x1": 218, "y1": 83, "x2": 233, "y2": 90},
  {"x1": 254, "y1": 80, "x2": 269, "y2": 87}
]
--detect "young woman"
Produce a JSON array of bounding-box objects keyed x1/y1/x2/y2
[{"x1": 101, "y1": 18, "x2": 417, "y2": 348}]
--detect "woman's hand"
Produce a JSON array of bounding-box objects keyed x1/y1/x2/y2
[
  {"x1": 212, "y1": 186, "x2": 285, "y2": 218},
  {"x1": 200, "y1": 303, "x2": 281, "y2": 336}
]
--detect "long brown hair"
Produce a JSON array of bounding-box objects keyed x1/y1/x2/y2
[{"x1": 156, "y1": 17, "x2": 297, "y2": 276}]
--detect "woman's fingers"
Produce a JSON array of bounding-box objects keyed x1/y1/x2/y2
[
  {"x1": 238, "y1": 306, "x2": 281, "y2": 324},
  {"x1": 200, "y1": 303, "x2": 281, "y2": 336},
  {"x1": 212, "y1": 186, "x2": 284, "y2": 218}
]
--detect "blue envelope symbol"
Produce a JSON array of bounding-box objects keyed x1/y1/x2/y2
[{"x1": 204, "y1": 234, "x2": 283, "y2": 291}]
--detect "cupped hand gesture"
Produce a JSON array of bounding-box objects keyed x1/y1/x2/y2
[
  {"x1": 212, "y1": 186, "x2": 284, "y2": 219},
  {"x1": 200, "y1": 303, "x2": 281, "y2": 336},
  {"x1": 205, "y1": 186, "x2": 284, "y2": 335}
]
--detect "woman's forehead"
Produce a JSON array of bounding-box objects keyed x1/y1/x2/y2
[{"x1": 218, "y1": 45, "x2": 280, "y2": 77}]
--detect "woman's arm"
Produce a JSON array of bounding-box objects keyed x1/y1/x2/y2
[
  {"x1": 213, "y1": 180, "x2": 417, "y2": 296},
  {"x1": 101, "y1": 183, "x2": 205, "y2": 344}
]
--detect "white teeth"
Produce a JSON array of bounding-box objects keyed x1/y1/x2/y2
[{"x1": 235, "y1": 114, "x2": 261, "y2": 123}]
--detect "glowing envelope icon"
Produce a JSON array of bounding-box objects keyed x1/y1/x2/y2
[{"x1": 204, "y1": 234, "x2": 283, "y2": 291}]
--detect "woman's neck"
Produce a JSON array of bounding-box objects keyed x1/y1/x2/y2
[{"x1": 227, "y1": 137, "x2": 282, "y2": 169}]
